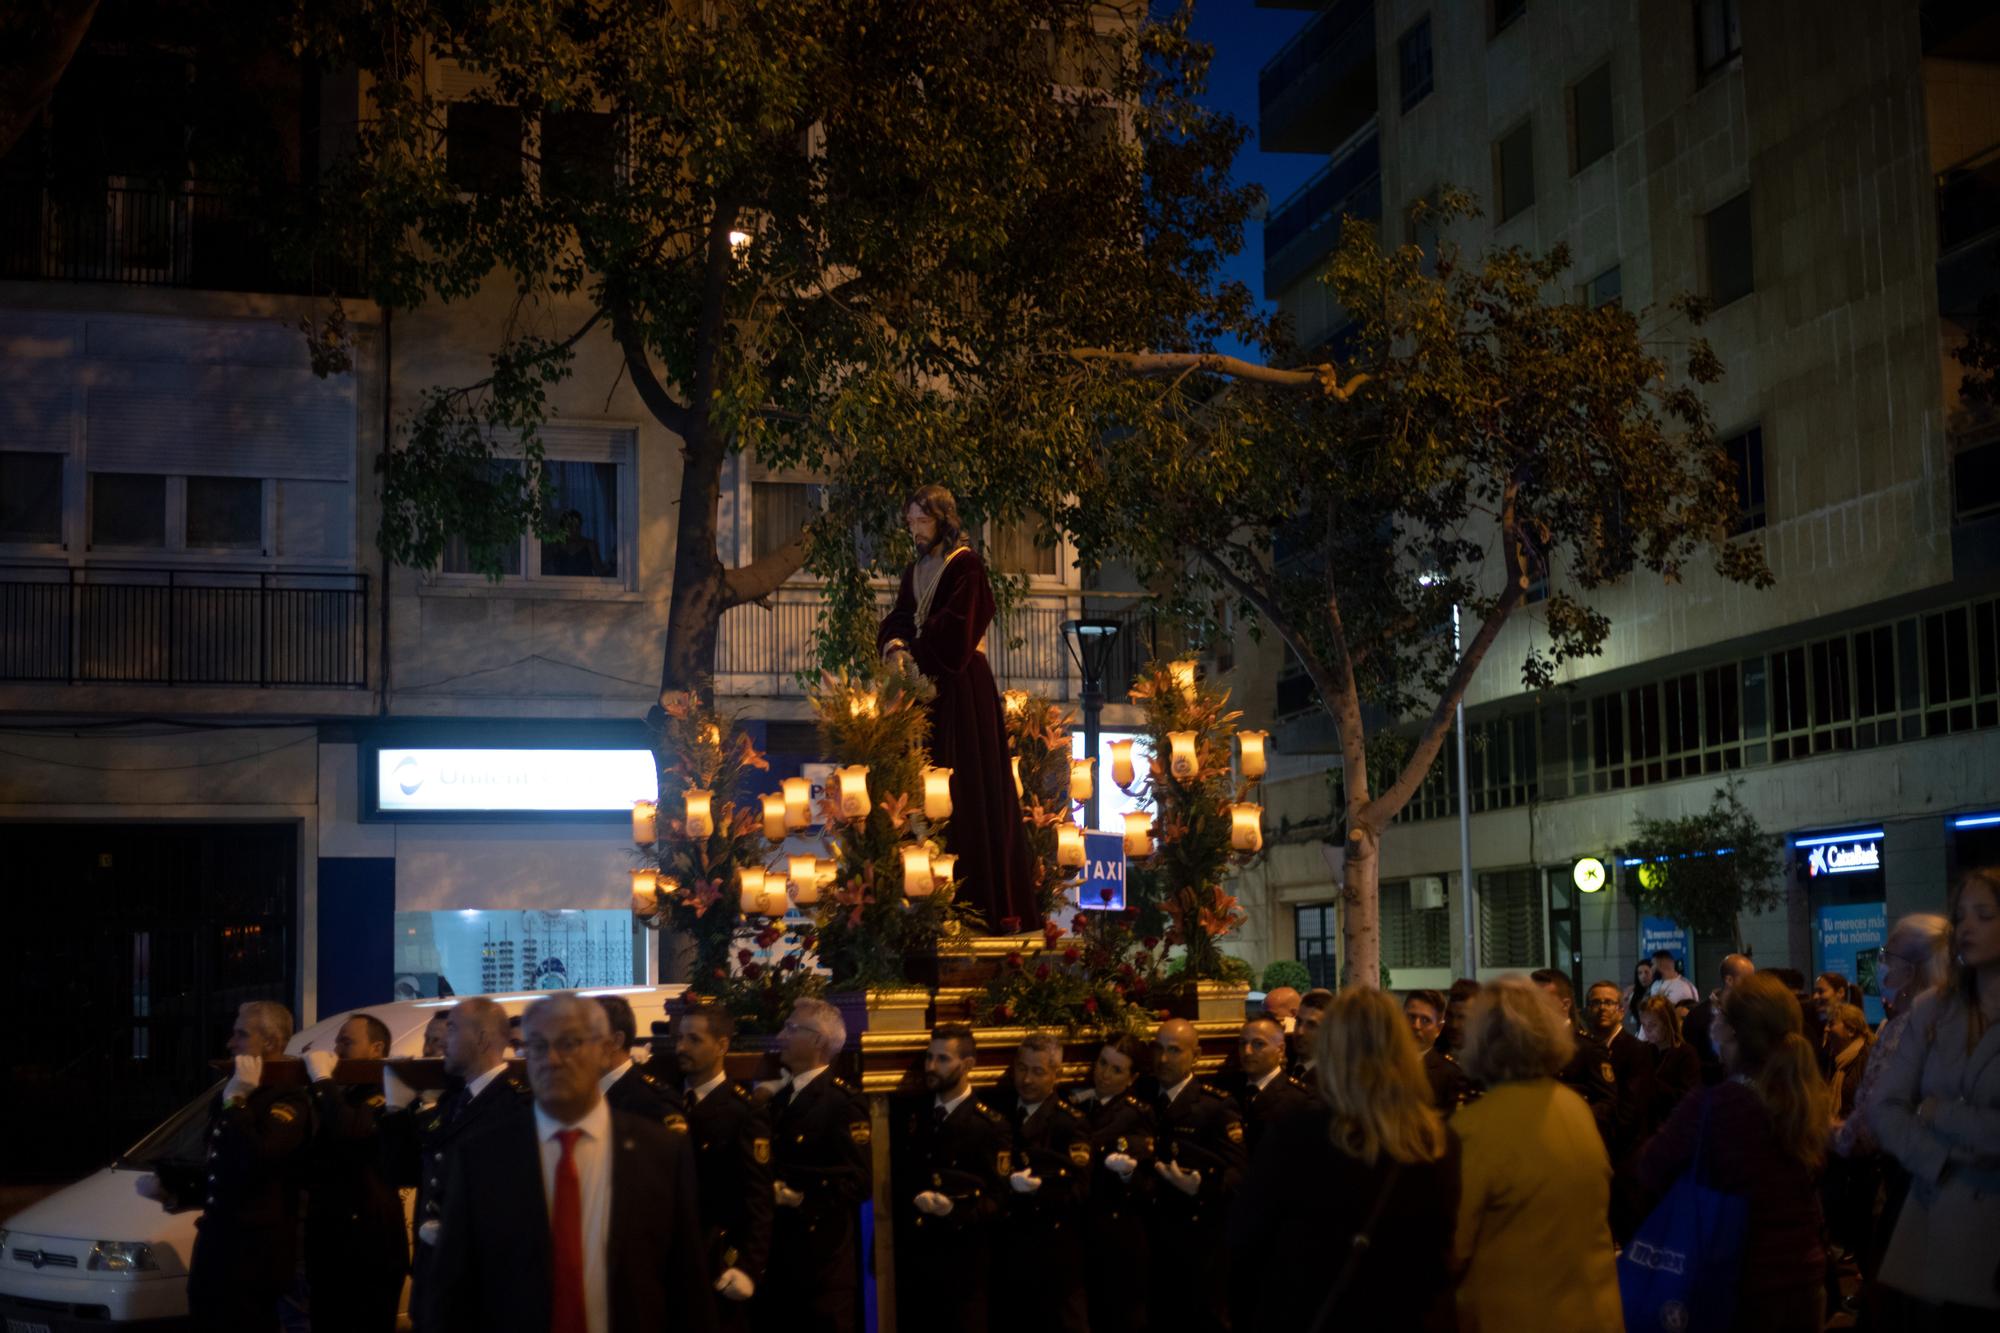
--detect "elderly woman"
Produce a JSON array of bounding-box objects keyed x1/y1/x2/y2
[{"x1": 1450, "y1": 977, "x2": 1622, "y2": 1332}]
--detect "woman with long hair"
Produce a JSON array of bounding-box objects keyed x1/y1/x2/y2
[
  {"x1": 1638, "y1": 971, "x2": 1831, "y2": 1331},
  {"x1": 1637, "y1": 993, "x2": 1701, "y2": 1135},
  {"x1": 1872, "y1": 869, "x2": 2000, "y2": 1326},
  {"x1": 1625, "y1": 958, "x2": 1655, "y2": 1030},
  {"x1": 1449, "y1": 977, "x2": 1622, "y2": 1332},
  {"x1": 1226, "y1": 987, "x2": 1459, "y2": 1332}
]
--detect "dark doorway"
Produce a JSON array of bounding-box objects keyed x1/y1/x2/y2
[{"x1": 0, "y1": 822, "x2": 296, "y2": 1183}]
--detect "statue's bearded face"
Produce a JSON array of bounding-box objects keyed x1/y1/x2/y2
[{"x1": 906, "y1": 502, "x2": 939, "y2": 554}]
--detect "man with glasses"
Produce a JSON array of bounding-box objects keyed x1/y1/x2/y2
[
  {"x1": 1403, "y1": 989, "x2": 1474, "y2": 1113},
  {"x1": 1582, "y1": 980, "x2": 1649, "y2": 1154}
]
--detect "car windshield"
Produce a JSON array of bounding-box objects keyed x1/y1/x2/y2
[{"x1": 116, "y1": 1081, "x2": 224, "y2": 1170}]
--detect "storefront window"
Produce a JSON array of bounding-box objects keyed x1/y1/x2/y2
[{"x1": 393, "y1": 909, "x2": 644, "y2": 997}]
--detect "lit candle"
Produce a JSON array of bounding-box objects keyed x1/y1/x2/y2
[
  {"x1": 901, "y1": 844, "x2": 933, "y2": 897},
  {"x1": 737, "y1": 865, "x2": 768, "y2": 915},
  {"x1": 630, "y1": 868, "x2": 659, "y2": 916},
  {"x1": 849, "y1": 691, "x2": 879, "y2": 719},
  {"x1": 759, "y1": 885, "x2": 793, "y2": 917},
  {"x1": 1237, "y1": 730, "x2": 1269, "y2": 781},
  {"x1": 1002, "y1": 689, "x2": 1028, "y2": 717},
  {"x1": 1167, "y1": 731, "x2": 1198, "y2": 779},
  {"x1": 1230, "y1": 802, "x2": 1263, "y2": 852},
  {"x1": 1069, "y1": 758, "x2": 1094, "y2": 805},
  {"x1": 1057, "y1": 822, "x2": 1086, "y2": 867},
  {"x1": 631, "y1": 799, "x2": 658, "y2": 845},
  {"x1": 1123, "y1": 811, "x2": 1153, "y2": 858},
  {"x1": 931, "y1": 853, "x2": 958, "y2": 888},
  {"x1": 1110, "y1": 738, "x2": 1137, "y2": 789},
  {"x1": 761, "y1": 793, "x2": 788, "y2": 842},
  {"x1": 700, "y1": 722, "x2": 722, "y2": 746},
  {"x1": 835, "y1": 765, "x2": 871, "y2": 819},
  {"x1": 1169, "y1": 659, "x2": 1198, "y2": 701},
  {"x1": 789, "y1": 855, "x2": 820, "y2": 904},
  {"x1": 922, "y1": 766, "x2": 955, "y2": 820},
  {"x1": 684, "y1": 789, "x2": 715, "y2": 838},
  {"x1": 782, "y1": 776, "x2": 812, "y2": 830},
  {"x1": 1011, "y1": 756, "x2": 1023, "y2": 798}
]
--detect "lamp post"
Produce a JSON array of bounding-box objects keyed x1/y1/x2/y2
[
  {"x1": 1061, "y1": 618, "x2": 1121, "y2": 830},
  {"x1": 1420, "y1": 575, "x2": 1476, "y2": 977}
]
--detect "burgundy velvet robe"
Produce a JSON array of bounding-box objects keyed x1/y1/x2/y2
[{"x1": 878, "y1": 547, "x2": 1036, "y2": 931}]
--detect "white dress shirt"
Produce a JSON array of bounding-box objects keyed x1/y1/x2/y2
[
  {"x1": 1249, "y1": 1067, "x2": 1281, "y2": 1094},
  {"x1": 466, "y1": 1062, "x2": 510, "y2": 1100},
  {"x1": 597, "y1": 1060, "x2": 633, "y2": 1095},
  {"x1": 1160, "y1": 1074, "x2": 1194, "y2": 1106},
  {"x1": 535, "y1": 1097, "x2": 613, "y2": 1333},
  {"x1": 789, "y1": 1064, "x2": 829, "y2": 1096},
  {"x1": 688, "y1": 1070, "x2": 728, "y2": 1104}
]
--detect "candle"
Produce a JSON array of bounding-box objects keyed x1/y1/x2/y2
[
  {"x1": 788, "y1": 855, "x2": 820, "y2": 904},
  {"x1": 1002, "y1": 689, "x2": 1028, "y2": 717},
  {"x1": 1169, "y1": 659, "x2": 1198, "y2": 701},
  {"x1": 835, "y1": 765, "x2": 871, "y2": 819},
  {"x1": 760, "y1": 793, "x2": 788, "y2": 842},
  {"x1": 1110, "y1": 738, "x2": 1137, "y2": 789},
  {"x1": 1237, "y1": 730, "x2": 1269, "y2": 781},
  {"x1": 849, "y1": 691, "x2": 879, "y2": 719},
  {"x1": 759, "y1": 885, "x2": 793, "y2": 917},
  {"x1": 631, "y1": 799, "x2": 658, "y2": 845},
  {"x1": 922, "y1": 766, "x2": 955, "y2": 820},
  {"x1": 684, "y1": 789, "x2": 715, "y2": 838},
  {"x1": 629, "y1": 868, "x2": 659, "y2": 916},
  {"x1": 1123, "y1": 811, "x2": 1153, "y2": 857},
  {"x1": 737, "y1": 865, "x2": 768, "y2": 915},
  {"x1": 700, "y1": 722, "x2": 722, "y2": 746},
  {"x1": 782, "y1": 776, "x2": 812, "y2": 830},
  {"x1": 931, "y1": 853, "x2": 958, "y2": 888},
  {"x1": 1069, "y1": 758, "x2": 1094, "y2": 805},
  {"x1": 1230, "y1": 802, "x2": 1263, "y2": 852},
  {"x1": 1011, "y1": 756, "x2": 1023, "y2": 798},
  {"x1": 901, "y1": 845, "x2": 933, "y2": 897},
  {"x1": 1167, "y1": 731, "x2": 1198, "y2": 779},
  {"x1": 1057, "y1": 823, "x2": 1086, "y2": 867}
]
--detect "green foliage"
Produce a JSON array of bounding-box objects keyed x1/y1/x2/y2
[
  {"x1": 705, "y1": 930, "x2": 827, "y2": 1035},
  {"x1": 974, "y1": 911, "x2": 1171, "y2": 1036},
  {"x1": 1259, "y1": 958, "x2": 1312, "y2": 993},
  {"x1": 1626, "y1": 779, "x2": 1784, "y2": 950},
  {"x1": 1004, "y1": 692, "x2": 1084, "y2": 923}
]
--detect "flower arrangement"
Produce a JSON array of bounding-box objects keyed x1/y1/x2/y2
[
  {"x1": 714, "y1": 917, "x2": 828, "y2": 1033},
  {"x1": 1003, "y1": 692, "x2": 1087, "y2": 922},
  {"x1": 974, "y1": 909, "x2": 1172, "y2": 1035}
]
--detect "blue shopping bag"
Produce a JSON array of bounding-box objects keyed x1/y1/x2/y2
[{"x1": 1618, "y1": 1098, "x2": 1749, "y2": 1332}]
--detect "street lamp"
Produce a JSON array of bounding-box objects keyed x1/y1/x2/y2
[
  {"x1": 1420, "y1": 574, "x2": 1476, "y2": 977},
  {"x1": 1061, "y1": 618, "x2": 1121, "y2": 829}
]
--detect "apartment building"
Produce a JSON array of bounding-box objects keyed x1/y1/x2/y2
[{"x1": 1233, "y1": 0, "x2": 2000, "y2": 997}]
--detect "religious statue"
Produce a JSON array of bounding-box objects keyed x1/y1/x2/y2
[{"x1": 877, "y1": 484, "x2": 1036, "y2": 931}]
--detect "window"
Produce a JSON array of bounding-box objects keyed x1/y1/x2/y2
[
  {"x1": 1695, "y1": 0, "x2": 1742, "y2": 77},
  {"x1": 992, "y1": 517, "x2": 1058, "y2": 578},
  {"x1": 1, "y1": 452, "x2": 63, "y2": 544},
  {"x1": 539, "y1": 461, "x2": 619, "y2": 578},
  {"x1": 1381, "y1": 878, "x2": 1452, "y2": 969},
  {"x1": 752, "y1": 481, "x2": 817, "y2": 563},
  {"x1": 1478, "y1": 868, "x2": 1544, "y2": 969},
  {"x1": 186, "y1": 476, "x2": 262, "y2": 551},
  {"x1": 1398, "y1": 18, "x2": 1434, "y2": 112},
  {"x1": 443, "y1": 461, "x2": 525, "y2": 576},
  {"x1": 1490, "y1": 0, "x2": 1527, "y2": 36},
  {"x1": 1295, "y1": 903, "x2": 1340, "y2": 990},
  {"x1": 1570, "y1": 63, "x2": 1613, "y2": 173},
  {"x1": 1585, "y1": 264, "x2": 1622, "y2": 308},
  {"x1": 541, "y1": 110, "x2": 617, "y2": 198},
  {"x1": 445, "y1": 102, "x2": 524, "y2": 194},
  {"x1": 1723, "y1": 426, "x2": 1765, "y2": 532},
  {"x1": 90, "y1": 472, "x2": 166, "y2": 548},
  {"x1": 1924, "y1": 606, "x2": 1975, "y2": 734},
  {"x1": 1954, "y1": 435, "x2": 2000, "y2": 520},
  {"x1": 1467, "y1": 714, "x2": 1537, "y2": 812},
  {"x1": 1705, "y1": 191, "x2": 1754, "y2": 307},
  {"x1": 1495, "y1": 121, "x2": 1535, "y2": 223}
]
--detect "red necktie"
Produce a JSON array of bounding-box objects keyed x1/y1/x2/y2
[{"x1": 551, "y1": 1128, "x2": 587, "y2": 1333}]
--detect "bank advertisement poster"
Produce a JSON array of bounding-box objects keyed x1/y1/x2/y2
[
  {"x1": 1814, "y1": 901, "x2": 1888, "y2": 1024},
  {"x1": 1639, "y1": 916, "x2": 1695, "y2": 980}
]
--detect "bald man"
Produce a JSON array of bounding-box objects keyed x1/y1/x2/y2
[{"x1": 1146, "y1": 1018, "x2": 1245, "y2": 1333}]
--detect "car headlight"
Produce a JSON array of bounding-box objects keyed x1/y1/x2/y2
[{"x1": 86, "y1": 1241, "x2": 158, "y2": 1272}]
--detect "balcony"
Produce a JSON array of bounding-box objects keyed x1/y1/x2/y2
[
  {"x1": 1263, "y1": 129, "x2": 1381, "y2": 295},
  {"x1": 0, "y1": 566, "x2": 369, "y2": 687},
  {"x1": 1259, "y1": 0, "x2": 1376, "y2": 155},
  {"x1": 1938, "y1": 142, "x2": 2000, "y2": 321},
  {"x1": 0, "y1": 177, "x2": 361, "y2": 296}
]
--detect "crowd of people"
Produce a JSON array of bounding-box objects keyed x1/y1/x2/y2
[{"x1": 139, "y1": 866, "x2": 2000, "y2": 1332}]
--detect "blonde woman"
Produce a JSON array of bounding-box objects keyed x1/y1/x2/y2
[
  {"x1": 1451, "y1": 976, "x2": 1623, "y2": 1332},
  {"x1": 1226, "y1": 987, "x2": 1459, "y2": 1332}
]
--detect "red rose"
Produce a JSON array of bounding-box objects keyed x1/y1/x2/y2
[
  {"x1": 779, "y1": 954, "x2": 800, "y2": 972},
  {"x1": 737, "y1": 948, "x2": 754, "y2": 966},
  {"x1": 1063, "y1": 946, "x2": 1080, "y2": 963},
  {"x1": 1141, "y1": 936, "x2": 1161, "y2": 951},
  {"x1": 1043, "y1": 920, "x2": 1065, "y2": 943},
  {"x1": 742, "y1": 961, "x2": 763, "y2": 980},
  {"x1": 1001, "y1": 916, "x2": 1022, "y2": 933},
  {"x1": 1035, "y1": 962, "x2": 1052, "y2": 980},
  {"x1": 1006, "y1": 951, "x2": 1025, "y2": 969},
  {"x1": 1083, "y1": 996, "x2": 1099, "y2": 1014},
  {"x1": 1098, "y1": 887, "x2": 1114, "y2": 904},
  {"x1": 712, "y1": 966, "x2": 727, "y2": 979}
]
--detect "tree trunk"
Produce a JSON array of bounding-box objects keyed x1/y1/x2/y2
[{"x1": 1341, "y1": 823, "x2": 1381, "y2": 988}]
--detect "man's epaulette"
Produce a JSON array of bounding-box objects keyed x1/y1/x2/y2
[
  {"x1": 977, "y1": 1101, "x2": 1008, "y2": 1124},
  {"x1": 727, "y1": 1081, "x2": 750, "y2": 1100},
  {"x1": 502, "y1": 1073, "x2": 531, "y2": 1096}
]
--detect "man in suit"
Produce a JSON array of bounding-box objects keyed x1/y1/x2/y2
[
  {"x1": 895, "y1": 1023, "x2": 1013, "y2": 1333},
  {"x1": 302, "y1": 1011, "x2": 406, "y2": 1332},
  {"x1": 431, "y1": 992, "x2": 716, "y2": 1333},
  {"x1": 1147, "y1": 1018, "x2": 1245, "y2": 1333},
  {"x1": 1234, "y1": 1016, "x2": 1316, "y2": 1150},
  {"x1": 1532, "y1": 969, "x2": 1618, "y2": 1146},
  {"x1": 1286, "y1": 988, "x2": 1334, "y2": 1077},
  {"x1": 1688, "y1": 953, "x2": 1756, "y2": 1085},
  {"x1": 1403, "y1": 989, "x2": 1475, "y2": 1114},
  {"x1": 380, "y1": 995, "x2": 528, "y2": 1331},
  {"x1": 138, "y1": 1000, "x2": 307, "y2": 1333},
  {"x1": 753, "y1": 998, "x2": 870, "y2": 1333},
  {"x1": 676, "y1": 1004, "x2": 773, "y2": 1332},
  {"x1": 994, "y1": 1032, "x2": 1091, "y2": 1333},
  {"x1": 595, "y1": 993, "x2": 684, "y2": 1124}
]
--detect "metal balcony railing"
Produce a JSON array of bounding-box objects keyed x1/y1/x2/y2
[
  {"x1": 1264, "y1": 131, "x2": 1381, "y2": 294},
  {"x1": 0, "y1": 565, "x2": 369, "y2": 687},
  {"x1": 1938, "y1": 142, "x2": 2000, "y2": 255},
  {"x1": 1257, "y1": 0, "x2": 1375, "y2": 153}
]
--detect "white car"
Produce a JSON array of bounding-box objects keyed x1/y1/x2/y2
[{"x1": 0, "y1": 985, "x2": 681, "y2": 1331}]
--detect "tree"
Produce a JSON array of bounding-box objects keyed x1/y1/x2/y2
[
  {"x1": 1041, "y1": 195, "x2": 1773, "y2": 986},
  {"x1": 0, "y1": 1, "x2": 100, "y2": 158},
  {"x1": 1627, "y1": 780, "x2": 1785, "y2": 953},
  {"x1": 289, "y1": 0, "x2": 1263, "y2": 700}
]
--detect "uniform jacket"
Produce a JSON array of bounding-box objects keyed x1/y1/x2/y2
[
  {"x1": 1071, "y1": 1088, "x2": 1156, "y2": 1220},
  {"x1": 898, "y1": 1093, "x2": 1014, "y2": 1239},
  {"x1": 1000, "y1": 1095, "x2": 1091, "y2": 1227},
  {"x1": 304, "y1": 1078, "x2": 403, "y2": 1243},
  {"x1": 1150, "y1": 1081, "x2": 1246, "y2": 1229},
  {"x1": 380, "y1": 1067, "x2": 532, "y2": 1239},
  {"x1": 1236, "y1": 1070, "x2": 1316, "y2": 1154},
  {"x1": 156, "y1": 1083, "x2": 309, "y2": 1231},
  {"x1": 1421, "y1": 1048, "x2": 1475, "y2": 1115},
  {"x1": 767, "y1": 1072, "x2": 871, "y2": 1249},
  {"x1": 604, "y1": 1061, "x2": 685, "y2": 1125},
  {"x1": 684, "y1": 1077, "x2": 775, "y2": 1282}
]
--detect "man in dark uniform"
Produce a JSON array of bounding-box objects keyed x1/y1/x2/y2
[
  {"x1": 754, "y1": 997, "x2": 871, "y2": 1333},
  {"x1": 596, "y1": 992, "x2": 685, "y2": 1124},
  {"x1": 139, "y1": 1000, "x2": 308, "y2": 1333},
  {"x1": 676, "y1": 1004, "x2": 773, "y2": 1331},
  {"x1": 1404, "y1": 989, "x2": 1475, "y2": 1113},
  {"x1": 302, "y1": 1011, "x2": 405, "y2": 1331},
  {"x1": 1532, "y1": 969, "x2": 1618, "y2": 1145},
  {"x1": 1146, "y1": 1018, "x2": 1246, "y2": 1333},
  {"x1": 1234, "y1": 1016, "x2": 1316, "y2": 1151},
  {"x1": 1068, "y1": 1035, "x2": 1155, "y2": 1333},
  {"x1": 895, "y1": 1023, "x2": 1013, "y2": 1333},
  {"x1": 379, "y1": 995, "x2": 527, "y2": 1333},
  {"x1": 993, "y1": 1032, "x2": 1091, "y2": 1332}
]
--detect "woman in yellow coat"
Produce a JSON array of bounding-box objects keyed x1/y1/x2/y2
[{"x1": 1451, "y1": 976, "x2": 1625, "y2": 1332}]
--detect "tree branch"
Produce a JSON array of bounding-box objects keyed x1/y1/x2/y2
[
  {"x1": 609, "y1": 299, "x2": 690, "y2": 437},
  {"x1": 1070, "y1": 349, "x2": 1372, "y2": 399},
  {"x1": 723, "y1": 527, "x2": 810, "y2": 608}
]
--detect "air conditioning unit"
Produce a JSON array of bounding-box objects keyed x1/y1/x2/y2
[{"x1": 1410, "y1": 876, "x2": 1447, "y2": 910}]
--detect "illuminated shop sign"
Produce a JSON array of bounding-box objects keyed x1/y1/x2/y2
[
  {"x1": 375, "y1": 748, "x2": 658, "y2": 814},
  {"x1": 1799, "y1": 829, "x2": 1884, "y2": 878}
]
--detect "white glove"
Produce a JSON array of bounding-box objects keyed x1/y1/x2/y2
[
  {"x1": 1008, "y1": 1170, "x2": 1042, "y2": 1194},
  {"x1": 714, "y1": 1268, "x2": 755, "y2": 1301},
  {"x1": 912, "y1": 1190, "x2": 954, "y2": 1216},
  {"x1": 752, "y1": 1078, "x2": 789, "y2": 1103},
  {"x1": 224, "y1": 1054, "x2": 262, "y2": 1103},
  {"x1": 304, "y1": 1050, "x2": 339, "y2": 1083},
  {"x1": 628, "y1": 1044, "x2": 652, "y2": 1066},
  {"x1": 1156, "y1": 1160, "x2": 1202, "y2": 1196},
  {"x1": 1104, "y1": 1152, "x2": 1137, "y2": 1179},
  {"x1": 382, "y1": 1064, "x2": 417, "y2": 1111},
  {"x1": 135, "y1": 1174, "x2": 165, "y2": 1201},
  {"x1": 773, "y1": 1182, "x2": 805, "y2": 1208}
]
